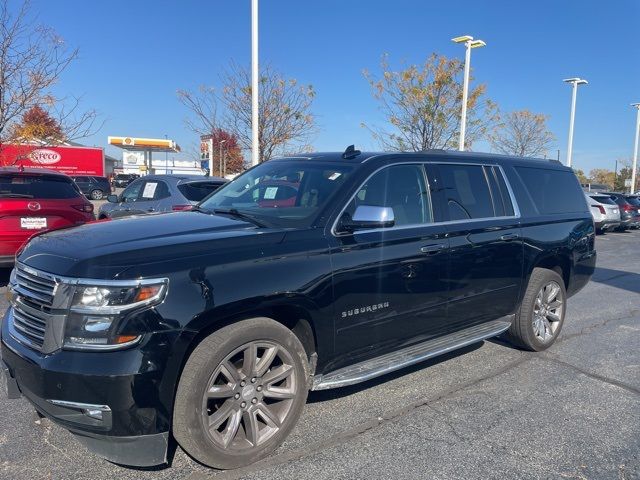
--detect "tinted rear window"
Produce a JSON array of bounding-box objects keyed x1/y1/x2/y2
[
  {"x1": 515, "y1": 167, "x2": 586, "y2": 215},
  {"x1": 178, "y1": 182, "x2": 225, "y2": 202},
  {"x1": 590, "y1": 195, "x2": 617, "y2": 205},
  {"x1": 0, "y1": 174, "x2": 81, "y2": 199},
  {"x1": 626, "y1": 196, "x2": 640, "y2": 206}
]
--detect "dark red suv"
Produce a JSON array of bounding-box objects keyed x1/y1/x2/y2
[{"x1": 0, "y1": 167, "x2": 94, "y2": 266}]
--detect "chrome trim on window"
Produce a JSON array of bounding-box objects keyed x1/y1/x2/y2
[{"x1": 331, "y1": 160, "x2": 521, "y2": 237}]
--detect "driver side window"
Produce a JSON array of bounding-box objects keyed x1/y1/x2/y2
[
  {"x1": 121, "y1": 180, "x2": 143, "y2": 202},
  {"x1": 344, "y1": 165, "x2": 432, "y2": 226}
]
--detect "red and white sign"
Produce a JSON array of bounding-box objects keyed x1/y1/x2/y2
[
  {"x1": 0, "y1": 144, "x2": 105, "y2": 176},
  {"x1": 30, "y1": 149, "x2": 62, "y2": 165}
]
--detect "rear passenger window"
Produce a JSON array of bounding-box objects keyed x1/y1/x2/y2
[
  {"x1": 438, "y1": 164, "x2": 495, "y2": 220},
  {"x1": 515, "y1": 167, "x2": 586, "y2": 215}
]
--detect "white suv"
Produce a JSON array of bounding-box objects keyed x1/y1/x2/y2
[{"x1": 585, "y1": 192, "x2": 621, "y2": 232}]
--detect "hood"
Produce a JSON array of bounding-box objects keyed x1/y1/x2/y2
[{"x1": 18, "y1": 211, "x2": 286, "y2": 278}]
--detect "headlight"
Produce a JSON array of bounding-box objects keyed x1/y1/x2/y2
[{"x1": 63, "y1": 279, "x2": 168, "y2": 351}]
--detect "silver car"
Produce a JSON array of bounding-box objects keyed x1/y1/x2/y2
[
  {"x1": 99, "y1": 174, "x2": 227, "y2": 219},
  {"x1": 585, "y1": 192, "x2": 620, "y2": 233}
]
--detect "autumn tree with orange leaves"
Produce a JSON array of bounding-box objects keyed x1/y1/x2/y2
[
  {"x1": 363, "y1": 53, "x2": 498, "y2": 151},
  {"x1": 11, "y1": 105, "x2": 64, "y2": 142}
]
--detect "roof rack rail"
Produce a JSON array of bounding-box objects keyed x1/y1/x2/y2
[{"x1": 342, "y1": 145, "x2": 361, "y2": 160}]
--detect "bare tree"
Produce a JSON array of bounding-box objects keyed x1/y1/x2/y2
[
  {"x1": 221, "y1": 63, "x2": 316, "y2": 162},
  {"x1": 488, "y1": 109, "x2": 555, "y2": 157},
  {"x1": 51, "y1": 95, "x2": 102, "y2": 141},
  {"x1": 176, "y1": 85, "x2": 219, "y2": 138},
  {"x1": 363, "y1": 53, "x2": 497, "y2": 151},
  {"x1": 0, "y1": 0, "x2": 99, "y2": 146}
]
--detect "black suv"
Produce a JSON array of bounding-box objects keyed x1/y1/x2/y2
[
  {"x1": 112, "y1": 173, "x2": 139, "y2": 189},
  {"x1": 71, "y1": 175, "x2": 112, "y2": 200},
  {"x1": 1, "y1": 150, "x2": 596, "y2": 469}
]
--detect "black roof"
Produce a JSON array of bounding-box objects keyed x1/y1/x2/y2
[
  {"x1": 0, "y1": 166, "x2": 69, "y2": 177},
  {"x1": 274, "y1": 149, "x2": 568, "y2": 170}
]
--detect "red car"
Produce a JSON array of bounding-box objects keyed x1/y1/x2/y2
[{"x1": 0, "y1": 167, "x2": 94, "y2": 267}]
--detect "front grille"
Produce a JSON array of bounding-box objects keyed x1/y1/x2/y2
[{"x1": 9, "y1": 264, "x2": 58, "y2": 351}]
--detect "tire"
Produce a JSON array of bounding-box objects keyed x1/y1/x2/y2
[
  {"x1": 173, "y1": 317, "x2": 310, "y2": 469},
  {"x1": 90, "y1": 189, "x2": 104, "y2": 200},
  {"x1": 507, "y1": 268, "x2": 567, "y2": 351}
]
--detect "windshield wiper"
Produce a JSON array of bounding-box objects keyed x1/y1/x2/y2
[
  {"x1": 191, "y1": 205, "x2": 211, "y2": 214},
  {"x1": 212, "y1": 208, "x2": 267, "y2": 227},
  {"x1": 0, "y1": 193, "x2": 34, "y2": 198}
]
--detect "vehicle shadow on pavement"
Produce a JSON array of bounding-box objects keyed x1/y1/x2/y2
[
  {"x1": 307, "y1": 342, "x2": 483, "y2": 403},
  {"x1": 590, "y1": 267, "x2": 640, "y2": 294}
]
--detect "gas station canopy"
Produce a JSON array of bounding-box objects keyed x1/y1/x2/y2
[{"x1": 108, "y1": 136, "x2": 180, "y2": 153}]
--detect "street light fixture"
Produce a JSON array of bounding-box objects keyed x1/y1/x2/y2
[
  {"x1": 631, "y1": 103, "x2": 640, "y2": 194},
  {"x1": 452, "y1": 35, "x2": 486, "y2": 151},
  {"x1": 219, "y1": 139, "x2": 227, "y2": 178},
  {"x1": 563, "y1": 77, "x2": 588, "y2": 167}
]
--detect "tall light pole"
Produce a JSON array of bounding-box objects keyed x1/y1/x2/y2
[
  {"x1": 452, "y1": 35, "x2": 486, "y2": 151},
  {"x1": 219, "y1": 139, "x2": 227, "y2": 177},
  {"x1": 563, "y1": 77, "x2": 588, "y2": 167},
  {"x1": 251, "y1": 0, "x2": 259, "y2": 166},
  {"x1": 164, "y1": 133, "x2": 168, "y2": 174},
  {"x1": 631, "y1": 103, "x2": 640, "y2": 194}
]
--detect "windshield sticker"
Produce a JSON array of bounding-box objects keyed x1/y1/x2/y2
[
  {"x1": 264, "y1": 187, "x2": 278, "y2": 199},
  {"x1": 328, "y1": 172, "x2": 342, "y2": 181},
  {"x1": 142, "y1": 182, "x2": 158, "y2": 199}
]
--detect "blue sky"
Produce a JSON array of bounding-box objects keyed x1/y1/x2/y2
[{"x1": 24, "y1": 0, "x2": 640, "y2": 174}]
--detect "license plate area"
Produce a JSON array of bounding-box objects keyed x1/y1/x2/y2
[{"x1": 20, "y1": 217, "x2": 47, "y2": 230}]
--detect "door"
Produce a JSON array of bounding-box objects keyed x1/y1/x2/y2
[
  {"x1": 329, "y1": 163, "x2": 450, "y2": 365},
  {"x1": 72, "y1": 176, "x2": 90, "y2": 195},
  {"x1": 109, "y1": 178, "x2": 144, "y2": 218},
  {"x1": 131, "y1": 179, "x2": 171, "y2": 214},
  {"x1": 433, "y1": 163, "x2": 523, "y2": 329}
]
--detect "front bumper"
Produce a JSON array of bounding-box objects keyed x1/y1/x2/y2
[{"x1": 1, "y1": 307, "x2": 178, "y2": 467}]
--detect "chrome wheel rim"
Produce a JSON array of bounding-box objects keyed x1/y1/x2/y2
[
  {"x1": 202, "y1": 341, "x2": 297, "y2": 451},
  {"x1": 532, "y1": 281, "x2": 563, "y2": 343},
  {"x1": 91, "y1": 190, "x2": 103, "y2": 200}
]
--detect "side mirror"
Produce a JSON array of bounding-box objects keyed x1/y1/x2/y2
[
  {"x1": 339, "y1": 205, "x2": 395, "y2": 232},
  {"x1": 106, "y1": 194, "x2": 119, "y2": 203}
]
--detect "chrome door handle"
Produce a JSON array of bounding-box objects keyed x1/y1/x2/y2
[
  {"x1": 500, "y1": 233, "x2": 520, "y2": 241},
  {"x1": 420, "y1": 244, "x2": 446, "y2": 254}
]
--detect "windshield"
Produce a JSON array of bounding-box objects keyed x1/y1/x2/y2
[{"x1": 200, "y1": 161, "x2": 354, "y2": 227}]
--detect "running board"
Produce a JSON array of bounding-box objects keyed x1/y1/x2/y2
[{"x1": 312, "y1": 318, "x2": 512, "y2": 391}]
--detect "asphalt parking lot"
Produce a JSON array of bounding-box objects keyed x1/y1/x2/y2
[{"x1": 0, "y1": 229, "x2": 639, "y2": 480}]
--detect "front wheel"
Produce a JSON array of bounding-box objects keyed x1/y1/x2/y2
[
  {"x1": 507, "y1": 268, "x2": 567, "y2": 351},
  {"x1": 173, "y1": 318, "x2": 309, "y2": 469}
]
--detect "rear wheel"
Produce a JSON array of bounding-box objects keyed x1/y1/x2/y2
[
  {"x1": 507, "y1": 268, "x2": 566, "y2": 351},
  {"x1": 90, "y1": 189, "x2": 104, "y2": 200},
  {"x1": 173, "y1": 318, "x2": 309, "y2": 469}
]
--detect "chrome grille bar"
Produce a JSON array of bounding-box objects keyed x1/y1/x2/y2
[{"x1": 9, "y1": 263, "x2": 59, "y2": 352}]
